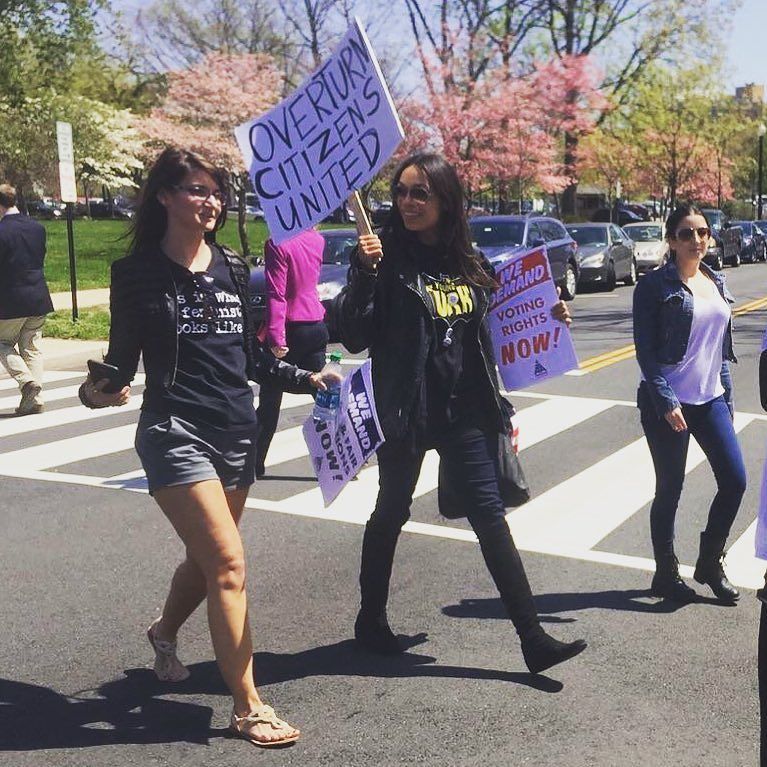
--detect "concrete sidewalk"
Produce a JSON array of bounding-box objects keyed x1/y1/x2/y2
[{"x1": 51, "y1": 288, "x2": 110, "y2": 311}]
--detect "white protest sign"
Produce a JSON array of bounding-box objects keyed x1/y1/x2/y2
[
  {"x1": 302, "y1": 360, "x2": 385, "y2": 506},
  {"x1": 487, "y1": 246, "x2": 579, "y2": 389},
  {"x1": 56, "y1": 121, "x2": 77, "y2": 203},
  {"x1": 235, "y1": 18, "x2": 404, "y2": 244}
]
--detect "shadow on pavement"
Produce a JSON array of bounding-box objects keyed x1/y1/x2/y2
[
  {"x1": 442, "y1": 588, "x2": 702, "y2": 621},
  {"x1": 253, "y1": 637, "x2": 562, "y2": 693},
  {"x1": 0, "y1": 639, "x2": 563, "y2": 749},
  {"x1": 0, "y1": 671, "x2": 219, "y2": 750}
]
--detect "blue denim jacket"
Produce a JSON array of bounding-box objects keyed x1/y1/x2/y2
[{"x1": 632, "y1": 259, "x2": 736, "y2": 417}]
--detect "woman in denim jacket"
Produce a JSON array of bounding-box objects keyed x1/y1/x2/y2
[{"x1": 633, "y1": 204, "x2": 745, "y2": 604}]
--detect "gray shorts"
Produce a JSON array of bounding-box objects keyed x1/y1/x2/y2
[{"x1": 135, "y1": 411, "x2": 256, "y2": 495}]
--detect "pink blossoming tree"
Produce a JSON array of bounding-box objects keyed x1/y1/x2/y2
[{"x1": 136, "y1": 52, "x2": 283, "y2": 254}]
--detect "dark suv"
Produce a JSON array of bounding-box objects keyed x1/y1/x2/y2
[
  {"x1": 701, "y1": 208, "x2": 742, "y2": 268},
  {"x1": 469, "y1": 215, "x2": 579, "y2": 299}
]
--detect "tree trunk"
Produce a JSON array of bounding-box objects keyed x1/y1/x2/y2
[
  {"x1": 561, "y1": 131, "x2": 578, "y2": 218},
  {"x1": 237, "y1": 184, "x2": 251, "y2": 258}
]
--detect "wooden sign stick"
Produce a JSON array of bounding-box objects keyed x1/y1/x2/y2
[{"x1": 347, "y1": 191, "x2": 373, "y2": 236}]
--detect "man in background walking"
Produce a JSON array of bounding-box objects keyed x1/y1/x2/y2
[{"x1": 0, "y1": 184, "x2": 53, "y2": 415}]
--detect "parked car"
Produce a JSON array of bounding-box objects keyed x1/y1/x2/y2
[
  {"x1": 227, "y1": 192, "x2": 264, "y2": 220},
  {"x1": 322, "y1": 204, "x2": 356, "y2": 224},
  {"x1": 370, "y1": 201, "x2": 392, "y2": 226},
  {"x1": 701, "y1": 208, "x2": 742, "y2": 267},
  {"x1": 591, "y1": 206, "x2": 644, "y2": 227},
  {"x1": 26, "y1": 199, "x2": 63, "y2": 219},
  {"x1": 248, "y1": 228, "x2": 358, "y2": 324},
  {"x1": 728, "y1": 221, "x2": 766, "y2": 263},
  {"x1": 755, "y1": 220, "x2": 767, "y2": 238},
  {"x1": 469, "y1": 215, "x2": 580, "y2": 299},
  {"x1": 622, "y1": 222, "x2": 668, "y2": 273},
  {"x1": 565, "y1": 223, "x2": 637, "y2": 291},
  {"x1": 87, "y1": 198, "x2": 134, "y2": 220}
]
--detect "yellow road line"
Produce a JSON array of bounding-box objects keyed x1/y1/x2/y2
[{"x1": 576, "y1": 295, "x2": 767, "y2": 373}]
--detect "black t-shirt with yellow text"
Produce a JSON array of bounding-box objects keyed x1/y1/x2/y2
[{"x1": 412, "y1": 242, "x2": 487, "y2": 438}]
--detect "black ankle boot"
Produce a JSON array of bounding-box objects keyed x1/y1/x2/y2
[
  {"x1": 520, "y1": 629, "x2": 588, "y2": 674},
  {"x1": 693, "y1": 532, "x2": 740, "y2": 603},
  {"x1": 354, "y1": 611, "x2": 403, "y2": 655},
  {"x1": 651, "y1": 552, "x2": 698, "y2": 603}
]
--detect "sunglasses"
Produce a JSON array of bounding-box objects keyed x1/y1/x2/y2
[
  {"x1": 190, "y1": 272, "x2": 218, "y2": 322},
  {"x1": 675, "y1": 226, "x2": 711, "y2": 241},
  {"x1": 394, "y1": 184, "x2": 432, "y2": 204},
  {"x1": 173, "y1": 184, "x2": 226, "y2": 204}
]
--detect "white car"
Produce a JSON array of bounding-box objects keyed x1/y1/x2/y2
[{"x1": 622, "y1": 222, "x2": 668, "y2": 273}]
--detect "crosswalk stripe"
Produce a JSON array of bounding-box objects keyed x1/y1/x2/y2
[
  {"x1": 0, "y1": 396, "x2": 142, "y2": 438},
  {"x1": 0, "y1": 388, "x2": 314, "y2": 440},
  {"x1": 3, "y1": 370, "x2": 767, "y2": 591},
  {"x1": 506, "y1": 412, "x2": 756, "y2": 555},
  {"x1": 1, "y1": 423, "x2": 138, "y2": 471},
  {"x1": 721, "y1": 520, "x2": 764, "y2": 588},
  {"x1": 408, "y1": 396, "x2": 616, "y2": 502},
  {"x1": 0, "y1": 371, "x2": 84, "y2": 391}
]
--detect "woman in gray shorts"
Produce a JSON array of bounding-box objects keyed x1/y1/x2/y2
[{"x1": 78, "y1": 147, "x2": 336, "y2": 749}]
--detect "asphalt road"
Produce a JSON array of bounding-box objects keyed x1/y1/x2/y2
[{"x1": 2, "y1": 263, "x2": 767, "y2": 766}]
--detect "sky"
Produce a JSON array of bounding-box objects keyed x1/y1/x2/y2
[
  {"x1": 723, "y1": 0, "x2": 767, "y2": 92},
  {"x1": 111, "y1": 0, "x2": 765, "y2": 95}
]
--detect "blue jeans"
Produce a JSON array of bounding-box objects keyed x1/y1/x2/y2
[
  {"x1": 359, "y1": 425, "x2": 540, "y2": 637},
  {"x1": 638, "y1": 384, "x2": 746, "y2": 554}
]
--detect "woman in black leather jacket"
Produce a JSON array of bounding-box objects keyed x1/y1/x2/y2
[
  {"x1": 331, "y1": 152, "x2": 586, "y2": 673},
  {"x1": 79, "y1": 147, "x2": 334, "y2": 749}
]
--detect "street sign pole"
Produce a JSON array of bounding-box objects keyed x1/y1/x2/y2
[
  {"x1": 56, "y1": 121, "x2": 78, "y2": 321},
  {"x1": 66, "y1": 202, "x2": 77, "y2": 320}
]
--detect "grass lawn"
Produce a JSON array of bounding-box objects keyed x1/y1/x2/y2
[
  {"x1": 45, "y1": 306, "x2": 111, "y2": 340},
  {"x1": 43, "y1": 217, "x2": 273, "y2": 292}
]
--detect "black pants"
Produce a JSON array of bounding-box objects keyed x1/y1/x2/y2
[
  {"x1": 359, "y1": 425, "x2": 541, "y2": 638},
  {"x1": 255, "y1": 321, "x2": 328, "y2": 467}
]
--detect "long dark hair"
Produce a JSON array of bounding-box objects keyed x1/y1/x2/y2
[
  {"x1": 383, "y1": 152, "x2": 497, "y2": 289},
  {"x1": 665, "y1": 204, "x2": 709, "y2": 246},
  {"x1": 127, "y1": 147, "x2": 229, "y2": 256}
]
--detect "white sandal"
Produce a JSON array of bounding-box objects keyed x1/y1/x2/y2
[
  {"x1": 230, "y1": 704, "x2": 300, "y2": 748},
  {"x1": 146, "y1": 618, "x2": 190, "y2": 682}
]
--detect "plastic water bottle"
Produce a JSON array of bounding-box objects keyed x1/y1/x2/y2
[{"x1": 312, "y1": 351, "x2": 343, "y2": 424}]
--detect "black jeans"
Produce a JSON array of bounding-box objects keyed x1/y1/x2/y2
[
  {"x1": 255, "y1": 320, "x2": 328, "y2": 467},
  {"x1": 359, "y1": 424, "x2": 541, "y2": 638},
  {"x1": 638, "y1": 384, "x2": 746, "y2": 555}
]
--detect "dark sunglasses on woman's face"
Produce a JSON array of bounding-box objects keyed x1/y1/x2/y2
[
  {"x1": 173, "y1": 184, "x2": 226, "y2": 204},
  {"x1": 191, "y1": 272, "x2": 218, "y2": 322},
  {"x1": 675, "y1": 226, "x2": 711, "y2": 241},
  {"x1": 394, "y1": 184, "x2": 432, "y2": 204}
]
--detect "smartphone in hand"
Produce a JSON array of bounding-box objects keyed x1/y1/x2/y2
[{"x1": 87, "y1": 359, "x2": 128, "y2": 394}]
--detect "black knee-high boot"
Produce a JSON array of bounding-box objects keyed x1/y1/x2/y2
[
  {"x1": 475, "y1": 521, "x2": 587, "y2": 674},
  {"x1": 354, "y1": 525, "x2": 404, "y2": 654}
]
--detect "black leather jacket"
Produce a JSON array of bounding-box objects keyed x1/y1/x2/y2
[
  {"x1": 98, "y1": 244, "x2": 312, "y2": 397},
  {"x1": 329, "y1": 237, "x2": 506, "y2": 441}
]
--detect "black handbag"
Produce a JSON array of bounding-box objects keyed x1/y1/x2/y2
[{"x1": 437, "y1": 399, "x2": 531, "y2": 519}]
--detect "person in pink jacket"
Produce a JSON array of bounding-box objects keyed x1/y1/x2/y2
[{"x1": 255, "y1": 228, "x2": 328, "y2": 476}]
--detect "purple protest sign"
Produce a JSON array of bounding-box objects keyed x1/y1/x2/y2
[
  {"x1": 487, "y1": 247, "x2": 579, "y2": 390},
  {"x1": 302, "y1": 360, "x2": 384, "y2": 506},
  {"x1": 234, "y1": 18, "x2": 403, "y2": 245}
]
